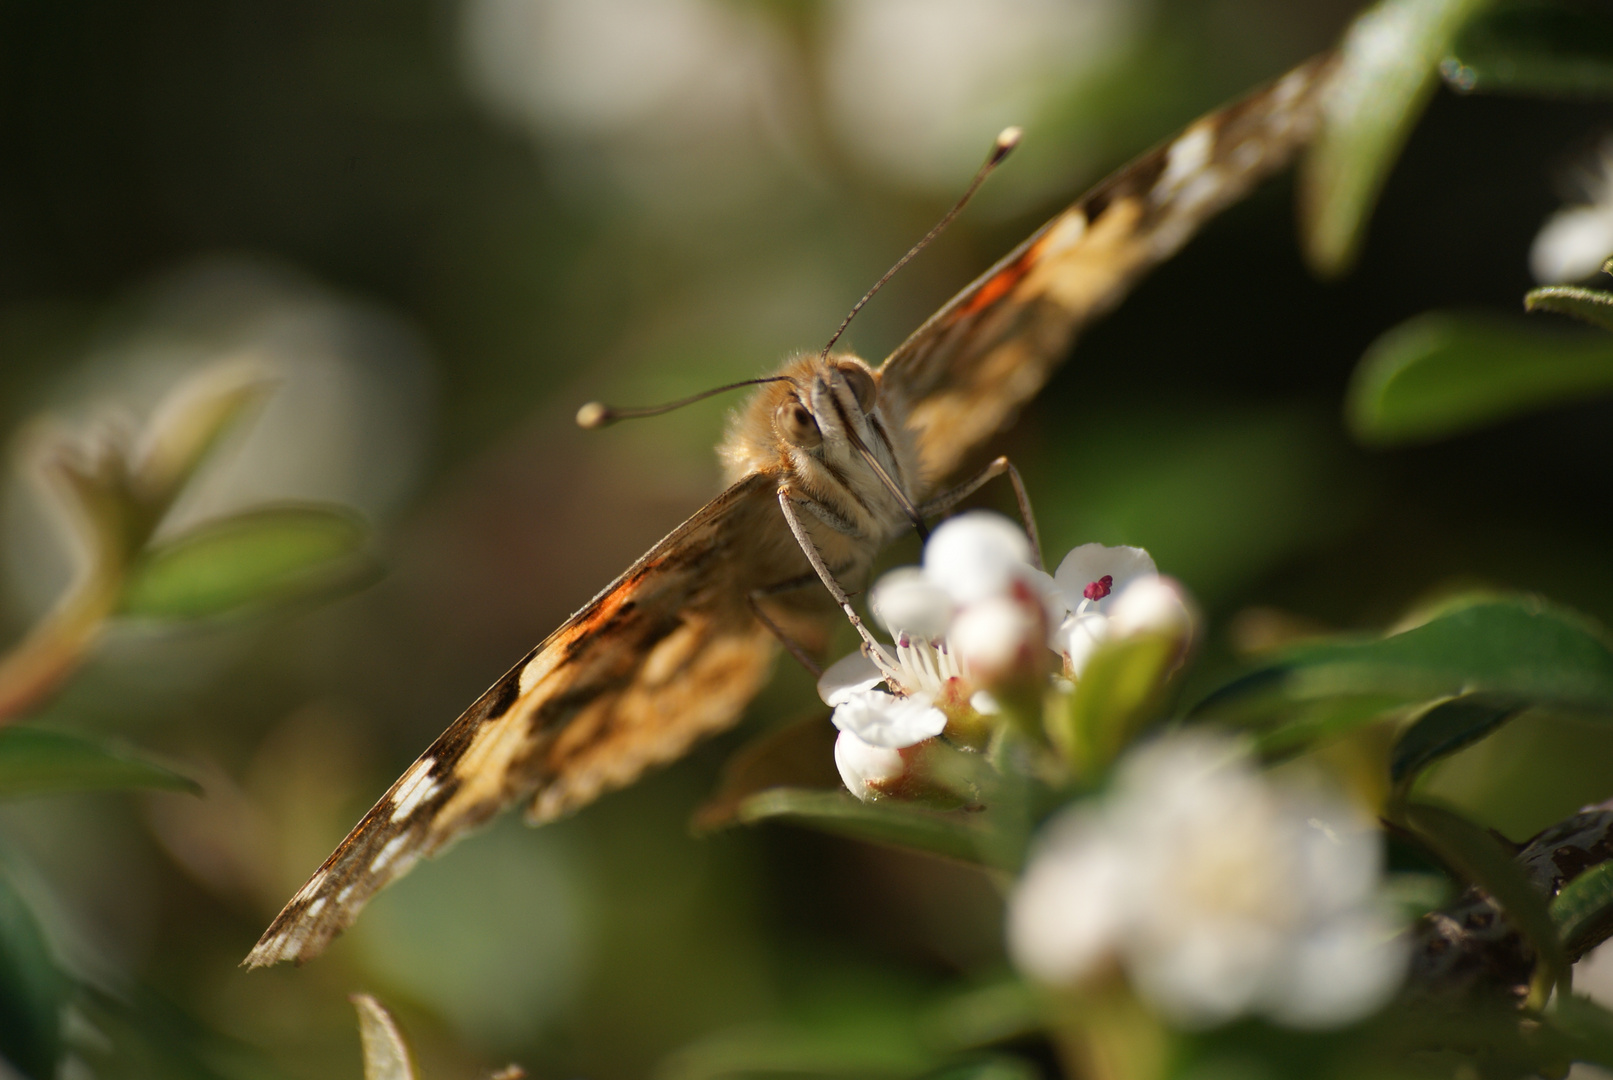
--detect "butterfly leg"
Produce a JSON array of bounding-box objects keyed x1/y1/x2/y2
[
  {"x1": 917, "y1": 456, "x2": 1044, "y2": 570},
  {"x1": 748, "y1": 575, "x2": 825, "y2": 678},
  {"x1": 776, "y1": 488, "x2": 902, "y2": 681}
]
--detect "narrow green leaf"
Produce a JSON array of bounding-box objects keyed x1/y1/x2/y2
[
  {"x1": 1550, "y1": 859, "x2": 1613, "y2": 959},
  {"x1": 1444, "y1": 0, "x2": 1613, "y2": 98},
  {"x1": 1347, "y1": 312, "x2": 1613, "y2": 445},
  {"x1": 121, "y1": 505, "x2": 379, "y2": 621},
  {"x1": 1527, "y1": 285, "x2": 1613, "y2": 332},
  {"x1": 351, "y1": 994, "x2": 415, "y2": 1080},
  {"x1": 735, "y1": 788, "x2": 1021, "y2": 871},
  {"x1": 1400, "y1": 800, "x2": 1568, "y2": 1003},
  {"x1": 1301, "y1": 0, "x2": 1496, "y2": 276},
  {"x1": 0, "y1": 727, "x2": 199, "y2": 799},
  {"x1": 0, "y1": 869, "x2": 70, "y2": 1080},
  {"x1": 1389, "y1": 692, "x2": 1529, "y2": 794},
  {"x1": 1195, "y1": 595, "x2": 1613, "y2": 748}
]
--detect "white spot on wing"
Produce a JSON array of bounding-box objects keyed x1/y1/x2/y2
[
  {"x1": 304, "y1": 897, "x2": 326, "y2": 918},
  {"x1": 370, "y1": 833, "x2": 410, "y2": 874},
  {"x1": 389, "y1": 757, "x2": 439, "y2": 822},
  {"x1": 1041, "y1": 211, "x2": 1088, "y2": 256},
  {"x1": 1153, "y1": 123, "x2": 1215, "y2": 205},
  {"x1": 292, "y1": 868, "x2": 328, "y2": 902}
]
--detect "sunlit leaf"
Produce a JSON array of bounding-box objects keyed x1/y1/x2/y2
[
  {"x1": 1301, "y1": 0, "x2": 1496, "y2": 276},
  {"x1": 0, "y1": 869, "x2": 70, "y2": 1080},
  {"x1": 131, "y1": 359, "x2": 275, "y2": 519},
  {"x1": 1346, "y1": 312, "x2": 1613, "y2": 445},
  {"x1": 1550, "y1": 858, "x2": 1613, "y2": 959},
  {"x1": 351, "y1": 994, "x2": 415, "y2": 1080},
  {"x1": 1526, "y1": 285, "x2": 1613, "y2": 332},
  {"x1": 735, "y1": 788, "x2": 1022, "y2": 871},
  {"x1": 0, "y1": 727, "x2": 199, "y2": 799},
  {"x1": 1399, "y1": 800, "x2": 1568, "y2": 1003},
  {"x1": 1443, "y1": 0, "x2": 1613, "y2": 97},
  {"x1": 1389, "y1": 692, "x2": 1529, "y2": 796},
  {"x1": 121, "y1": 504, "x2": 379, "y2": 621},
  {"x1": 1195, "y1": 595, "x2": 1613, "y2": 748}
]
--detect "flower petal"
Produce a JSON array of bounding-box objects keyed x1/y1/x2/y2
[
  {"x1": 1007, "y1": 809, "x2": 1130, "y2": 985},
  {"x1": 817, "y1": 650, "x2": 884, "y2": 706},
  {"x1": 830, "y1": 688, "x2": 947, "y2": 748},
  {"x1": 869, "y1": 567, "x2": 954, "y2": 639},
  {"x1": 1108, "y1": 575, "x2": 1194, "y2": 641},
  {"x1": 1053, "y1": 543, "x2": 1156, "y2": 613}
]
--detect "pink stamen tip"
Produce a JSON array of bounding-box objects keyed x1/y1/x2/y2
[
  {"x1": 1084, "y1": 575, "x2": 1114, "y2": 602},
  {"x1": 897, "y1": 633, "x2": 910, "y2": 649}
]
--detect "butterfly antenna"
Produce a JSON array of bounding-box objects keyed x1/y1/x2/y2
[
  {"x1": 577, "y1": 376, "x2": 796, "y2": 429},
  {"x1": 818, "y1": 125, "x2": 1022, "y2": 361}
]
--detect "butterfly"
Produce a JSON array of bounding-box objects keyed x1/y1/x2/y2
[{"x1": 246, "y1": 53, "x2": 1339, "y2": 967}]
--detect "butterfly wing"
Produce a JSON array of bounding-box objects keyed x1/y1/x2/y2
[
  {"x1": 879, "y1": 54, "x2": 1339, "y2": 489},
  {"x1": 246, "y1": 470, "x2": 818, "y2": 967}
]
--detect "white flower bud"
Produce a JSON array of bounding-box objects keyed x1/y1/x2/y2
[
  {"x1": 834, "y1": 729, "x2": 906, "y2": 802},
  {"x1": 923, "y1": 512, "x2": 1033, "y2": 606},
  {"x1": 1108, "y1": 575, "x2": 1194, "y2": 642}
]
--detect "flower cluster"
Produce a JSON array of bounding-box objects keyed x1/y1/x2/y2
[
  {"x1": 819, "y1": 512, "x2": 1191, "y2": 801},
  {"x1": 1531, "y1": 138, "x2": 1613, "y2": 283},
  {"x1": 1007, "y1": 731, "x2": 1407, "y2": 1029}
]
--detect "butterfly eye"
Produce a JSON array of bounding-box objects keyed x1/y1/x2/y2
[
  {"x1": 839, "y1": 363, "x2": 878, "y2": 413},
  {"x1": 775, "y1": 399, "x2": 822, "y2": 448}
]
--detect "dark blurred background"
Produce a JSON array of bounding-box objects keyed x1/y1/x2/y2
[{"x1": 1, "y1": 0, "x2": 1611, "y2": 1076}]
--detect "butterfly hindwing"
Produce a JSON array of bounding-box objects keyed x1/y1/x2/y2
[
  {"x1": 880, "y1": 54, "x2": 1339, "y2": 489},
  {"x1": 245, "y1": 471, "x2": 800, "y2": 967}
]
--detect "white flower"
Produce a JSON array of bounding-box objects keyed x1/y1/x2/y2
[
  {"x1": 1007, "y1": 731, "x2": 1406, "y2": 1029},
  {"x1": 1048, "y1": 543, "x2": 1193, "y2": 675},
  {"x1": 1531, "y1": 140, "x2": 1613, "y2": 283}
]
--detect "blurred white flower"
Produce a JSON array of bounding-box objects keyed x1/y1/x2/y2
[
  {"x1": 1007, "y1": 731, "x2": 1406, "y2": 1029},
  {"x1": 1531, "y1": 139, "x2": 1613, "y2": 283},
  {"x1": 822, "y1": 0, "x2": 1146, "y2": 191}
]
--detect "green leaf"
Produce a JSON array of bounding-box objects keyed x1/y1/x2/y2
[
  {"x1": 1389, "y1": 692, "x2": 1529, "y2": 796},
  {"x1": 1050, "y1": 632, "x2": 1177, "y2": 777},
  {"x1": 0, "y1": 727, "x2": 199, "y2": 799},
  {"x1": 1527, "y1": 285, "x2": 1613, "y2": 332},
  {"x1": 1444, "y1": 0, "x2": 1613, "y2": 97},
  {"x1": 915, "y1": 1057, "x2": 1041, "y2": 1080},
  {"x1": 351, "y1": 994, "x2": 416, "y2": 1080},
  {"x1": 1548, "y1": 993, "x2": 1613, "y2": 1070},
  {"x1": 1195, "y1": 595, "x2": 1613, "y2": 748},
  {"x1": 1347, "y1": 312, "x2": 1613, "y2": 445},
  {"x1": 0, "y1": 868, "x2": 70, "y2": 1079},
  {"x1": 1550, "y1": 858, "x2": 1613, "y2": 959},
  {"x1": 1399, "y1": 800, "x2": 1568, "y2": 1004},
  {"x1": 1301, "y1": 0, "x2": 1497, "y2": 276},
  {"x1": 735, "y1": 788, "x2": 1022, "y2": 871},
  {"x1": 121, "y1": 505, "x2": 379, "y2": 621}
]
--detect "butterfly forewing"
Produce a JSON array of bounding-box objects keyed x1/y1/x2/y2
[
  {"x1": 245, "y1": 471, "x2": 822, "y2": 967},
  {"x1": 879, "y1": 54, "x2": 1338, "y2": 488}
]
